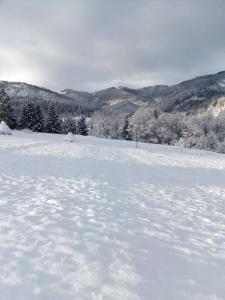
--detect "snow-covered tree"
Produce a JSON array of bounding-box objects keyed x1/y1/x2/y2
[
  {"x1": 153, "y1": 108, "x2": 160, "y2": 120},
  {"x1": 0, "y1": 88, "x2": 16, "y2": 129},
  {"x1": 214, "y1": 112, "x2": 225, "y2": 140},
  {"x1": 129, "y1": 108, "x2": 182, "y2": 145},
  {"x1": 89, "y1": 104, "x2": 225, "y2": 154},
  {"x1": 20, "y1": 102, "x2": 44, "y2": 132},
  {"x1": 77, "y1": 116, "x2": 88, "y2": 136},
  {"x1": 91, "y1": 111, "x2": 110, "y2": 138},
  {"x1": 121, "y1": 114, "x2": 131, "y2": 140},
  {"x1": 129, "y1": 107, "x2": 154, "y2": 142},
  {"x1": 217, "y1": 140, "x2": 225, "y2": 153},
  {"x1": 62, "y1": 117, "x2": 76, "y2": 134},
  {"x1": 155, "y1": 113, "x2": 183, "y2": 145},
  {"x1": 178, "y1": 119, "x2": 203, "y2": 148},
  {"x1": 19, "y1": 104, "x2": 28, "y2": 129},
  {"x1": 206, "y1": 131, "x2": 219, "y2": 151},
  {"x1": 108, "y1": 113, "x2": 123, "y2": 139},
  {"x1": 32, "y1": 104, "x2": 44, "y2": 132},
  {"x1": 0, "y1": 121, "x2": 12, "y2": 135},
  {"x1": 196, "y1": 131, "x2": 219, "y2": 151},
  {"x1": 90, "y1": 111, "x2": 123, "y2": 139},
  {"x1": 45, "y1": 104, "x2": 61, "y2": 134},
  {"x1": 20, "y1": 102, "x2": 37, "y2": 130}
]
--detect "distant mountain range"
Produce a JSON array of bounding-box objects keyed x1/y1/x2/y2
[{"x1": 1, "y1": 70, "x2": 225, "y2": 117}]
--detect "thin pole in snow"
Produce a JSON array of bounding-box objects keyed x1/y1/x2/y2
[{"x1": 134, "y1": 126, "x2": 138, "y2": 148}]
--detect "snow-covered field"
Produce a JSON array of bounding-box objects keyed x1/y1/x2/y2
[{"x1": 0, "y1": 131, "x2": 225, "y2": 300}]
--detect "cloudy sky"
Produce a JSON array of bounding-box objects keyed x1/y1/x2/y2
[{"x1": 0, "y1": 0, "x2": 224, "y2": 92}]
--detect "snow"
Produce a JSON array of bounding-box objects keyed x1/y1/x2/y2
[
  {"x1": 0, "y1": 131, "x2": 225, "y2": 300},
  {"x1": 218, "y1": 79, "x2": 225, "y2": 88},
  {"x1": 0, "y1": 121, "x2": 12, "y2": 135},
  {"x1": 208, "y1": 96, "x2": 225, "y2": 117},
  {"x1": 64, "y1": 132, "x2": 74, "y2": 142}
]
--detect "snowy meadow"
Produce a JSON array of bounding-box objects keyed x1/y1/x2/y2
[{"x1": 0, "y1": 131, "x2": 225, "y2": 300}]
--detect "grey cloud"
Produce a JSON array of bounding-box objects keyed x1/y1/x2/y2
[{"x1": 0, "y1": 0, "x2": 225, "y2": 91}]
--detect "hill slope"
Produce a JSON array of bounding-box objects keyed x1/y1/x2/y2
[
  {"x1": 0, "y1": 131, "x2": 225, "y2": 300},
  {"x1": 0, "y1": 81, "x2": 82, "y2": 116},
  {"x1": 2, "y1": 70, "x2": 225, "y2": 116},
  {"x1": 157, "y1": 71, "x2": 225, "y2": 112}
]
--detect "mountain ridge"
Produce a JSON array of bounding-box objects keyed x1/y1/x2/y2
[{"x1": 1, "y1": 70, "x2": 225, "y2": 116}]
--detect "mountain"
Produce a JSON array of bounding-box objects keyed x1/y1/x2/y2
[
  {"x1": 155, "y1": 71, "x2": 225, "y2": 113},
  {"x1": 94, "y1": 71, "x2": 225, "y2": 114},
  {"x1": 0, "y1": 81, "x2": 72, "y2": 104},
  {"x1": 0, "y1": 81, "x2": 83, "y2": 116},
  {"x1": 60, "y1": 89, "x2": 93, "y2": 107},
  {"x1": 2, "y1": 70, "x2": 225, "y2": 117}
]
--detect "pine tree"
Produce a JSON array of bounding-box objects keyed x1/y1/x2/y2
[
  {"x1": 32, "y1": 104, "x2": 44, "y2": 132},
  {"x1": 20, "y1": 104, "x2": 29, "y2": 129},
  {"x1": 77, "y1": 116, "x2": 88, "y2": 136},
  {"x1": 0, "y1": 88, "x2": 16, "y2": 129},
  {"x1": 62, "y1": 117, "x2": 76, "y2": 134},
  {"x1": 45, "y1": 104, "x2": 61, "y2": 134},
  {"x1": 153, "y1": 109, "x2": 160, "y2": 120},
  {"x1": 122, "y1": 114, "x2": 131, "y2": 140},
  {"x1": 20, "y1": 102, "x2": 36, "y2": 129}
]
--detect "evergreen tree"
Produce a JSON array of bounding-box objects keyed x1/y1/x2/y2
[
  {"x1": 153, "y1": 109, "x2": 160, "y2": 120},
  {"x1": 32, "y1": 104, "x2": 44, "y2": 132},
  {"x1": 77, "y1": 116, "x2": 88, "y2": 136},
  {"x1": 20, "y1": 104, "x2": 29, "y2": 129},
  {"x1": 0, "y1": 88, "x2": 16, "y2": 129},
  {"x1": 122, "y1": 114, "x2": 131, "y2": 140},
  {"x1": 20, "y1": 102, "x2": 36, "y2": 129},
  {"x1": 62, "y1": 117, "x2": 76, "y2": 134},
  {"x1": 45, "y1": 104, "x2": 61, "y2": 134}
]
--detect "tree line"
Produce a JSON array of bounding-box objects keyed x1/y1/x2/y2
[
  {"x1": 1, "y1": 87, "x2": 225, "y2": 153},
  {"x1": 90, "y1": 107, "x2": 225, "y2": 153},
  {"x1": 0, "y1": 88, "x2": 88, "y2": 135}
]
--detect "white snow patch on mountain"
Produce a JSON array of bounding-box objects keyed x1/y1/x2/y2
[
  {"x1": 0, "y1": 131, "x2": 225, "y2": 300},
  {"x1": 208, "y1": 96, "x2": 225, "y2": 116},
  {"x1": 218, "y1": 79, "x2": 225, "y2": 88}
]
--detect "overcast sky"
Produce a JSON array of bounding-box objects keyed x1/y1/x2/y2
[{"x1": 0, "y1": 0, "x2": 224, "y2": 92}]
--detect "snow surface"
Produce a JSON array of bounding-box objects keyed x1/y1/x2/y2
[{"x1": 0, "y1": 131, "x2": 225, "y2": 300}]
